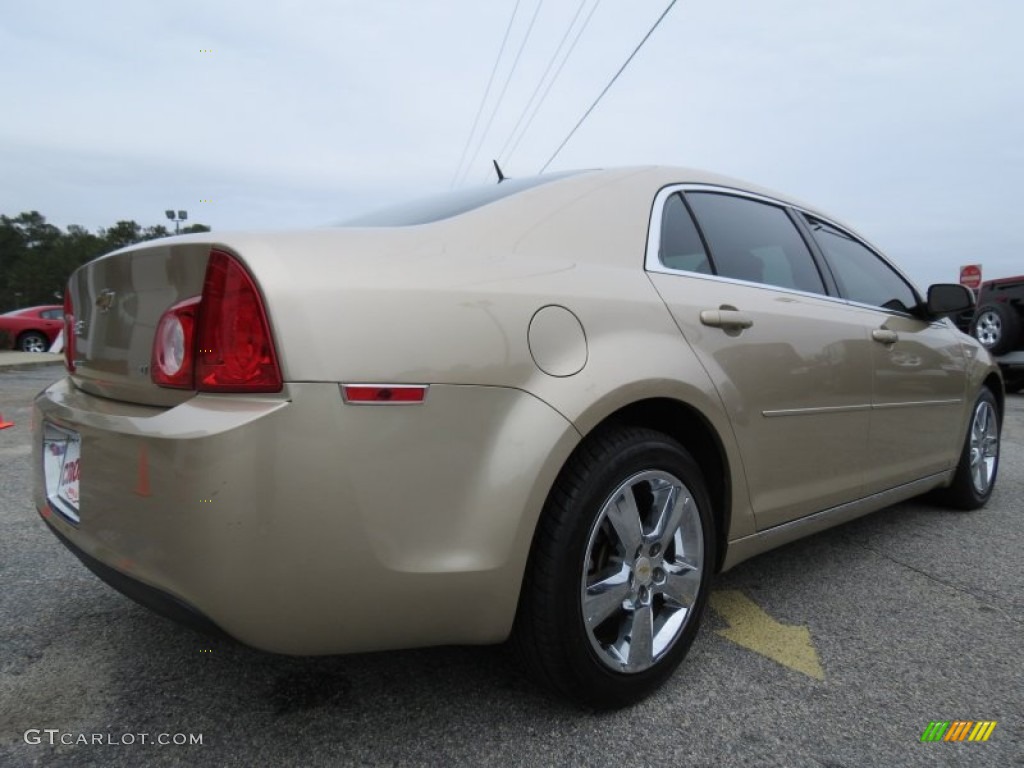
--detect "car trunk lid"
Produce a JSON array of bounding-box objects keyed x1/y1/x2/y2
[{"x1": 66, "y1": 241, "x2": 212, "y2": 407}]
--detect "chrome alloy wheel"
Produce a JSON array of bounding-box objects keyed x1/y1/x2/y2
[
  {"x1": 974, "y1": 310, "x2": 1002, "y2": 348},
  {"x1": 21, "y1": 335, "x2": 47, "y2": 353},
  {"x1": 969, "y1": 399, "x2": 999, "y2": 495},
  {"x1": 581, "y1": 470, "x2": 704, "y2": 674}
]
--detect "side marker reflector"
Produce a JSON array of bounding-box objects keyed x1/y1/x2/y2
[{"x1": 341, "y1": 385, "x2": 428, "y2": 404}]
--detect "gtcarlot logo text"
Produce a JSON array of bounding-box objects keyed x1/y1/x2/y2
[{"x1": 24, "y1": 730, "x2": 203, "y2": 746}]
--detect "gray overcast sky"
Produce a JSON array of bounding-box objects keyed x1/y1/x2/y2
[{"x1": 1, "y1": 0, "x2": 1021, "y2": 288}]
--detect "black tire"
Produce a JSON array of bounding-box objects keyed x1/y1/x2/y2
[
  {"x1": 972, "y1": 304, "x2": 1020, "y2": 356},
  {"x1": 17, "y1": 331, "x2": 48, "y2": 353},
  {"x1": 513, "y1": 426, "x2": 714, "y2": 709},
  {"x1": 933, "y1": 388, "x2": 1000, "y2": 510}
]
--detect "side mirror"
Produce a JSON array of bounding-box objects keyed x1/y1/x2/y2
[{"x1": 926, "y1": 283, "x2": 975, "y2": 317}]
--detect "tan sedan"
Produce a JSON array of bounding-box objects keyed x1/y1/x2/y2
[{"x1": 33, "y1": 167, "x2": 1001, "y2": 709}]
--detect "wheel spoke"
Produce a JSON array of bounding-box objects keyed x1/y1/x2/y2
[
  {"x1": 678, "y1": 498, "x2": 702, "y2": 558},
  {"x1": 605, "y1": 489, "x2": 643, "y2": 554},
  {"x1": 626, "y1": 602, "x2": 654, "y2": 671},
  {"x1": 583, "y1": 566, "x2": 631, "y2": 627},
  {"x1": 972, "y1": 462, "x2": 986, "y2": 492},
  {"x1": 660, "y1": 562, "x2": 701, "y2": 608},
  {"x1": 649, "y1": 482, "x2": 682, "y2": 548}
]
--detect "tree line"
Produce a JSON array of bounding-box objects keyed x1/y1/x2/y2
[{"x1": 0, "y1": 212, "x2": 211, "y2": 312}]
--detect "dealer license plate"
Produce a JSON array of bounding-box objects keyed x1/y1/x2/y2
[{"x1": 42, "y1": 422, "x2": 81, "y2": 523}]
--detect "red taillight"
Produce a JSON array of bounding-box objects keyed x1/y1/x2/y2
[
  {"x1": 63, "y1": 288, "x2": 75, "y2": 373},
  {"x1": 151, "y1": 250, "x2": 282, "y2": 393},
  {"x1": 152, "y1": 297, "x2": 200, "y2": 388},
  {"x1": 195, "y1": 250, "x2": 282, "y2": 392}
]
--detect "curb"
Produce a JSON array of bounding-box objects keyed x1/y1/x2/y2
[{"x1": 0, "y1": 353, "x2": 64, "y2": 372}]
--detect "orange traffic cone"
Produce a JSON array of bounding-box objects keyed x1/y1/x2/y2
[{"x1": 0, "y1": 412, "x2": 13, "y2": 430}]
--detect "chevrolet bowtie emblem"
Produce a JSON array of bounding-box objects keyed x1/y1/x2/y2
[{"x1": 95, "y1": 289, "x2": 116, "y2": 313}]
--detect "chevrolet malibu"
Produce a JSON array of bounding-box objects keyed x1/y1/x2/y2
[{"x1": 34, "y1": 167, "x2": 1001, "y2": 709}]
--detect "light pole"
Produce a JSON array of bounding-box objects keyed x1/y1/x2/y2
[{"x1": 165, "y1": 209, "x2": 188, "y2": 234}]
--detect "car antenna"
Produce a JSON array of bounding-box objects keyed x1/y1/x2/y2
[{"x1": 492, "y1": 159, "x2": 506, "y2": 184}]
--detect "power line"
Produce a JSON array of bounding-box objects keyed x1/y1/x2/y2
[
  {"x1": 450, "y1": 0, "x2": 522, "y2": 189},
  {"x1": 494, "y1": 0, "x2": 589, "y2": 167},
  {"x1": 539, "y1": 0, "x2": 679, "y2": 173},
  {"x1": 457, "y1": 0, "x2": 546, "y2": 187},
  {"x1": 503, "y1": 0, "x2": 602, "y2": 169}
]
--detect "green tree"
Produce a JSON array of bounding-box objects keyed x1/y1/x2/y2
[
  {"x1": 0, "y1": 212, "x2": 211, "y2": 313},
  {"x1": 0, "y1": 212, "x2": 63, "y2": 310},
  {"x1": 98, "y1": 220, "x2": 143, "y2": 252}
]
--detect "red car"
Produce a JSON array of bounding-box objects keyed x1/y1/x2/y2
[{"x1": 0, "y1": 305, "x2": 63, "y2": 352}]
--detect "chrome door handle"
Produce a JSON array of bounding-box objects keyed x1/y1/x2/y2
[
  {"x1": 700, "y1": 309, "x2": 753, "y2": 330},
  {"x1": 872, "y1": 329, "x2": 899, "y2": 344}
]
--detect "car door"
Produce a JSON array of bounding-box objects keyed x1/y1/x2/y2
[
  {"x1": 800, "y1": 215, "x2": 968, "y2": 492},
  {"x1": 646, "y1": 188, "x2": 874, "y2": 530}
]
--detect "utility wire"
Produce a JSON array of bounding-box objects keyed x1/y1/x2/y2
[
  {"x1": 539, "y1": 0, "x2": 678, "y2": 173},
  {"x1": 494, "y1": 0, "x2": 588, "y2": 167},
  {"x1": 458, "y1": 0, "x2": 545, "y2": 186},
  {"x1": 503, "y1": 0, "x2": 602, "y2": 169},
  {"x1": 450, "y1": 0, "x2": 521, "y2": 188}
]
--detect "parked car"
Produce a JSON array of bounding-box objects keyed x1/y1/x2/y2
[
  {"x1": 0, "y1": 304, "x2": 63, "y2": 352},
  {"x1": 33, "y1": 168, "x2": 1001, "y2": 708},
  {"x1": 969, "y1": 276, "x2": 1024, "y2": 392}
]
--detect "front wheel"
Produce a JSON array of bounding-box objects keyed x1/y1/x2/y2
[
  {"x1": 513, "y1": 427, "x2": 714, "y2": 709},
  {"x1": 933, "y1": 388, "x2": 1000, "y2": 510}
]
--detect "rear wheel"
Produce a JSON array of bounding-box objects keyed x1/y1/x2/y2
[
  {"x1": 933, "y1": 388, "x2": 1000, "y2": 510},
  {"x1": 513, "y1": 426, "x2": 714, "y2": 709},
  {"x1": 17, "y1": 331, "x2": 48, "y2": 353},
  {"x1": 972, "y1": 304, "x2": 1020, "y2": 356}
]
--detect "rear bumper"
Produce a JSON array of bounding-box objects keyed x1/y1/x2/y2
[
  {"x1": 34, "y1": 378, "x2": 579, "y2": 654},
  {"x1": 43, "y1": 516, "x2": 230, "y2": 640},
  {"x1": 995, "y1": 351, "x2": 1024, "y2": 368}
]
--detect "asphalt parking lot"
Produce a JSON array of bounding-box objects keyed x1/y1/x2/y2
[{"x1": 1, "y1": 363, "x2": 1021, "y2": 767}]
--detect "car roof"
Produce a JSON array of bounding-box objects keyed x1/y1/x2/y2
[{"x1": 339, "y1": 166, "x2": 829, "y2": 229}]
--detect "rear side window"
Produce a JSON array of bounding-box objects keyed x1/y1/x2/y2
[
  {"x1": 805, "y1": 216, "x2": 918, "y2": 313},
  {"x1": 41, "y1": 309, "x2": 62, "y2": 319},
  {"x1": 659, "y1": 193, "x2": 711, "y2": 274},
  {"x1": 686, "y1": 193, "x2": 826, "y2": 295}
]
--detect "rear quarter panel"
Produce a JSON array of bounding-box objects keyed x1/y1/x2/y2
[{"x1": 215, "y1": 169, "x2": 754, "y2": 542}]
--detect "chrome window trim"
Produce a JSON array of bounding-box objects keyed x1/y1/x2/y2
[{"x1": 644, "y1": 183, "x2": 929, "y2": 322}]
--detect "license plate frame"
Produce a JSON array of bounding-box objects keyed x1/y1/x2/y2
[{"x1": 42, "y1": 422, "x2": 81, "y2": 524}]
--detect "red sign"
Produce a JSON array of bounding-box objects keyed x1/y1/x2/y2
[{"x1": 959, "y1": 264, "x2": 982, "y2": 290}]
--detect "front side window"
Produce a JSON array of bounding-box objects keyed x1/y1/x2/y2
[
  {"x1": 685, "y1": 193, "x2": 826, "y2": 295},
  {"x1": 41, "y1": 309, "x2": 63, "y2": 319},
  {"x1": 805, "y1": 216, "x2": 918, "y2": 313}
]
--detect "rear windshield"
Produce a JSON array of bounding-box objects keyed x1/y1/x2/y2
[{"x1": 341, "y1": 171, "x2": 584, "y2": 227}]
